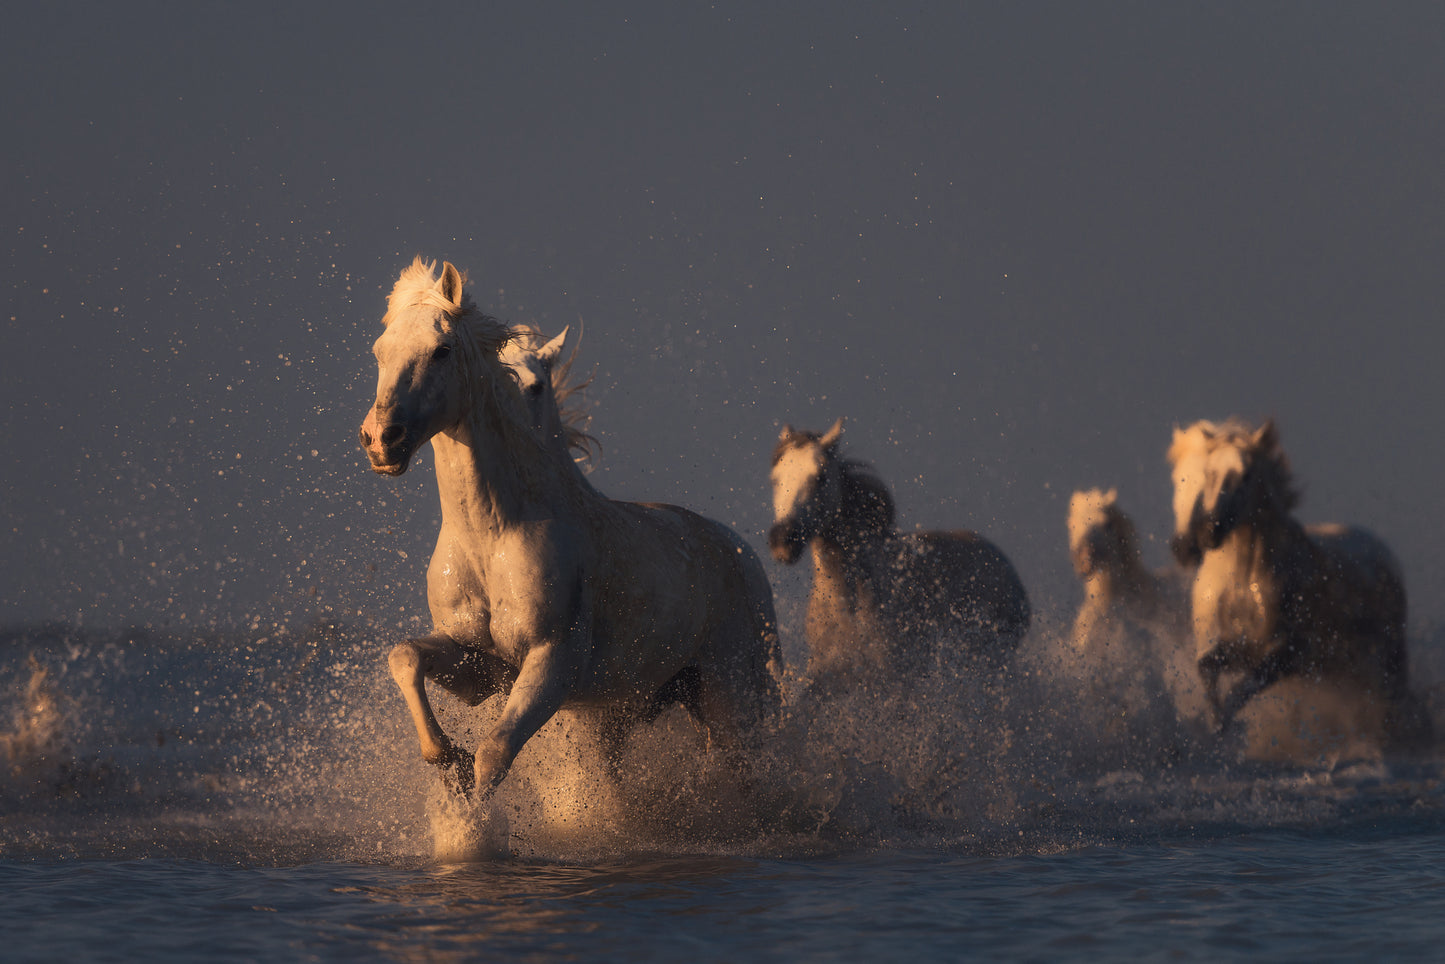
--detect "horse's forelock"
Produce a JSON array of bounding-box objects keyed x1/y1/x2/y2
[
  {"x1": 382, "y1": 258, "x2": 501, "y2": 347},
  {"x1": 771, "y1": 430, "x2": 823, "y2": 466}
]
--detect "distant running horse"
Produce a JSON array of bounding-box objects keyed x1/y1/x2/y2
[
  {"x1": 1167, "y1": 418, "x2": 1423, "y2": 742},
  {"x1": 768, "y1": 419, "x2": 1030, "y2": 689},
  {"x1": 1068, "y1": 487, "x2": 1189, "y2": 659},
  {"x1": 360, "y1": 259, "x2": 781, "y2": 799}
]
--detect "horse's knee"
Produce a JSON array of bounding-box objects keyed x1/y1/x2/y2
[{"x1": 388, "y1": 641, "x2": 423, "y2": 684}]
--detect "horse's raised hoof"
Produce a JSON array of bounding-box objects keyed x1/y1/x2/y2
[{"x1": 439, "y1": 745, "x2": 476, "y2": 797}]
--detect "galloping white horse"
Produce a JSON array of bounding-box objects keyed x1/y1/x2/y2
[
  {"x1": 360, "y1": 259, "x2": 781, "y2": 799},
  {"x1": 768, "y1": 419, "x2": 1030, "y2": 689},
  {"x1": 1167, "y1": 418, "x2": 1421, "y2": 741}
]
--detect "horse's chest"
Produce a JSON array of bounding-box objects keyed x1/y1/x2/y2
[
  {"x1": 1193, "y1": 554, "x2": 1274, "y2": 649},
  {"x1": 427, "y1": 540, "x2": 489, "y2": 627}
]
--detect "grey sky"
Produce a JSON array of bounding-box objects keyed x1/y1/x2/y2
[{"x1": 5, "y1": 2, "x2": 1445, "y2": 634}]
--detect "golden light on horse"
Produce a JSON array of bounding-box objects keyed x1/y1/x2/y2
[
  {"x1": 360, "y1": 258, "x2": 781, "y2": 804},
  {"x1": 767, "y1": 418, "x2": 1030, "y2": 691},
  {"x1": 1166, "y1": 418, "x2": 1428, "y2": 747}
]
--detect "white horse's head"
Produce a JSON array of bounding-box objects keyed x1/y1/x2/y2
[
  {"x1": 1067, "y1": 487, "x2": 1137, "y2": 577},
  {"x1": 500, "y1": 324, "x2": 599, "y2": 469},
  {"x1": 359, "y1": 258, "x2": 511, "y2": 475},
  {"x1": 501, "y1": 325, "x2": 569, "y2": 435},
  {"x1": 1167, "y1": 418, "x2": 1293, "y2": 565},
  {"x1": 768, "y1": 418, "x2": 845, "y2": 564}
]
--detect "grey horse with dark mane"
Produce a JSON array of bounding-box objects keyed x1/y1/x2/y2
[{"x1": 768, "y1": 419, "x2": 1030, "y2": 690}]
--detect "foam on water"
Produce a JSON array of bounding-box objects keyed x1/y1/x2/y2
[{"x1": 4, "y1": 609, "x2": 1445, "y2": 866}]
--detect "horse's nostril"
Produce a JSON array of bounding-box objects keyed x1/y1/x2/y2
[
  {"x1": 381, "y1": 425, "x2": 406, "y2": 447},
  {"x1": 359, "y1": 426, "x2": 373, "y2": 447}
]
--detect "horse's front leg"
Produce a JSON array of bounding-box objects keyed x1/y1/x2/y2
[
  {"x1": 1196, "y1": 648, "x2": 1228, "y2": 733},
  {"x1": 1216, "y1": 641, "x2": 1303, "y2": 734},
  {"x1": 388, "y1": 634, "x2": 506, "y2": 795},
  {"x1": 472, "y1": 641, "x2": 586, "y2": 801}
]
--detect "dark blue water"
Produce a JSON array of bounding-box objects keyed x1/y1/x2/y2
[
  {"x1": 7, "y1": 831, "x2": 1445, "y2": 962},
  {"x1": 7, "y1": 622, "x2": 1445, "y2": 961}
]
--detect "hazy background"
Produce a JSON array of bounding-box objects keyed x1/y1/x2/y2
[{"x1": 4, "y1": 2, "x2": 1444, "y2": 638}]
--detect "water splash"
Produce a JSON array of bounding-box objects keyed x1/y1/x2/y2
[{"x1": 3, "y1": 613, "x2": 1445, "y2": 865}]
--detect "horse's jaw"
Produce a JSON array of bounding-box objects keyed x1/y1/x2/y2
[{"x1": 361, "y1": 434, "x2": 416, "y2": 476}]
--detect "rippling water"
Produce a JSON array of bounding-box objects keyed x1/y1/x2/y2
[
  {"x1": 6, "y1": 621, "x2": 1445, "y2": 961},
  {"x1": 8, "y1": 831, "x2": 1445, "y2": 962}
]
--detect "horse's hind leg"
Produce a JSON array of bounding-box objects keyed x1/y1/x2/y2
[{"x1": 388, "y1": 634, "x2": 507, "y2": 794}]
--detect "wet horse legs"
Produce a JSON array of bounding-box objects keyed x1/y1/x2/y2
[
  {"x1": 388, "y1": 634, "x2": 508, "y2": 795},
  {"x1": 1199, "y1": 642, "x2": 1306, "y2": 735}
]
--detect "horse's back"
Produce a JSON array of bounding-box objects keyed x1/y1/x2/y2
[
  {"x1": 619, "y1": 501, "x2": 781, "y2": 711},
  {"x1": 1306, "y1": 523, "x2": 1402, "y2": 580},
  {"x1": 1301, "y1": 522, "x2": 1407, "y2": 670},
  {"x1": 895, "y1": 528, "x2": 1031, "y2": 644}
]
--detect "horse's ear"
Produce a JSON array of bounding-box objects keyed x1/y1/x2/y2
[
  {"x1": 1104, "y1": 487, "x2": 1118, "y2": 504},
  {"x1": 538, "y1": 326, "x2": 568, "y2": 367},
  {"x1": 820, "y1": 418, "x2": 845, "y2": 450},
  {"x1": 1252, "y1": 418, "x2": 1279, "y2": 452},
  {"x1": 439, "y1": 261, "x2": 465, "y2": 308},
  {"x1": 778, "y1": 424, "x2": 796, "y2": 442}
]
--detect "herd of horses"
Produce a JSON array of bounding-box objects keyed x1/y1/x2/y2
[{"x1": 359, "y1": 258, "x2": 1429, "y2": 804}]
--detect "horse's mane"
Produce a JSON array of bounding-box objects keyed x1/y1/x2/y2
[
  {"x1": 509, "y1": 323, "x2": 601, "y2": 465},
  {"x1": 1169, "y1": 418, "x2": 1300, "y2": 513},
  {"x1": 839, "y1": 459, "x2": 896, "y2": 533}
]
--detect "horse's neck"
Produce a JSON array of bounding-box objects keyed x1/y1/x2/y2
[
  {"x1": 539, "y1": 416, "x2": 597, "y2": 492},
  {"x1": 430, "y1": 406, "x2": 594, "y2": 536},
  {"x1": 809, "y1": 524, "x2": 891, "y2": 603},
  {"x1": 1215, "y1": 510, "x2": 1308, "y2": 591},
  {"x1": 1089, "y1": 550, "x2": 1158, "y2": 607},
  {"x1": 819, "y1": 508, "x2": 892, "y2": 556}
]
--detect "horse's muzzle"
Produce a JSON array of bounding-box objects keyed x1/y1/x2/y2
[
  {"x1": 768, "y1": 522, "x2": 804, "y2": 564},
  {"x1": 359, "y1": 411, "x2": 412, "y2": 476},
  {"x1": 1170, "y1": 532, "x2": 1202, "y2": 567}
]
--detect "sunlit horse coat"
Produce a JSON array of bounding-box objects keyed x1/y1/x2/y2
[
  {"x1": 769, "y1": 420, "x2": 1030, "y2": 690},
  {"x1": 1167, "y1": 418, "x2": 1423, "y2": 741},
  {"x1": 360, "y1": 259, "x2": 781, "y2": 799}
]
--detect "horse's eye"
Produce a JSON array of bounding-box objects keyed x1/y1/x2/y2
[
  {"x1": 432, "y1": 344, "x2": 453, "y2": 361},
  {"x1": 527, "y1": 382, "x2": 545, "y2": 395}
]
